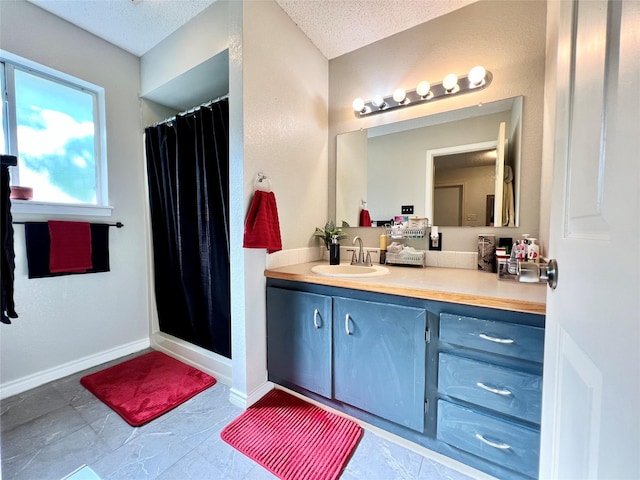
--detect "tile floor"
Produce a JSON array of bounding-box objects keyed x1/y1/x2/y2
[{"x1": 1, "y1": 351, "x2": 476, "y2": 480}]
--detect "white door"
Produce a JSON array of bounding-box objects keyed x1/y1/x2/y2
[
  {"x1": 540, "y1": 1, "x2": 640, "y2": 479},
  {"x1": 434, "y1": 185, "x2": 463, "y2": 226},
  {"x1": 493, "y1": 121, "x2": 506, "y2": 226}
]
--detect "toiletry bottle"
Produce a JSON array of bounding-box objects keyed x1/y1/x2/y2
[
  {"x1": 379, "y1": 233, "x2": 387, "y2": 264},
  {"x1": 508, "y1": 241, "x2": 519, "y2": 275},
  {"x1": 527, "y1": 238, "x2": 540, "y2": 263},
  {"x1": 330, "y1": 235, "x2": 340, "y2": 265}
]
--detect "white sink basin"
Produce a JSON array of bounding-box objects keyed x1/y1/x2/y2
[{"x1": 311, "y1": 263, "x2": 389, "y2": 278}]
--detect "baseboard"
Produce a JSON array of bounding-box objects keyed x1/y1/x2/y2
[
  {"x1": 150, "y1": 332, "x2": 233, "y2": 386},
  {"x1": 0, "y1": 338, "x2": 150, "y2": 399},
  {"x1": 229, "y1": 381, "x2": 274, "y2": 409}
]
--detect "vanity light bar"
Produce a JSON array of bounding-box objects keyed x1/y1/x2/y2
[{"x1": 352, "y1": 67, "x2": 493, "y2": 117}]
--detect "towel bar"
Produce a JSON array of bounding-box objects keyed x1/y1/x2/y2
[{"x1": 13, "y1": 221, "x2": 124, "y2": 228}]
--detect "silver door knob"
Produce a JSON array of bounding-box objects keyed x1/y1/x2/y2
[{"x1": 546, "y1": 258, "x2": 558, "y2": 290}]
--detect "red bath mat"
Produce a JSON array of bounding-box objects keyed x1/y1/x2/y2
[
  {"x1": 80, "y1": 351, "x2": 216, "y2": 426},
  {"x1": 221, "y1": 389, "x2": 363, "y2": 480}
]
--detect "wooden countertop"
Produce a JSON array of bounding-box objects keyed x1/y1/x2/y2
[{"x1": 265, "y1": 261, "x2": 547, "y2": 315}]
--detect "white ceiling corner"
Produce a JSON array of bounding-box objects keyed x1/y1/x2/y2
[{"x1": 26, "y1": 0, "x2": 218, "y2": 57}]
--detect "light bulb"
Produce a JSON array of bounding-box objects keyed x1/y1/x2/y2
[
  {"x1": 443, "y1": 73, "x2": 459, "y2": 93},
  {"x1": 372, "y1": 95, "x2": 386, "y2": 109},
  {"x1": 392, "y1": 88, "x2": 406, "y2": 104},
  {"x1": 468, "y1": 65, "x2": 486, "y2": 87},
  {"x1": 416, "y1": 81, "x2": 431, "y2": 98},
  {"x1": 352, "y1": 98, "x2": 366, "y2": 113}
]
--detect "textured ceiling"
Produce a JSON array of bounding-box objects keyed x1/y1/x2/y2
[
  {"x1": 274, "y1": 0, "x2": 478, "y2": 59},
  {"x1": 26, "y1": 0, "x2": 477, "y2": 59},
  {"x1": 26, "y1": 0, "x2": 218, "y2": 57}
]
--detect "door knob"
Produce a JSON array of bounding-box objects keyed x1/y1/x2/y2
[{"x1": 546, "y1": 258, "x2": 558, "y2": 290}]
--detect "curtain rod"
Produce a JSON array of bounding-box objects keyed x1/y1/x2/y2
[
  {"x1": 149, "y1": 94, "x2": 229, "y2": 128},
  {"x1": 13, "y1": 221, "x2": 124, "y2": 228}
]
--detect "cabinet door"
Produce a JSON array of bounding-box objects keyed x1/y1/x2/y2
[
  {"x1": 333, "y1": 297, "x2": 427, "y2": 432},
  {"x1": 267, "y1": 287, "x2": 332, "y2": 398}
]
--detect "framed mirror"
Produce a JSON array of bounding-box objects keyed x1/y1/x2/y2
[{"x1": 336, "y1": 96, "x2": 522, "y2": 228}]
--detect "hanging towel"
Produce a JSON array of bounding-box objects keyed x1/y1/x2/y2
[
  {"x1": 243, "y1": 190, "x2": 282, "y2": 253},
  {"x1": 359, "y1": 209, "x2": 372, "y2": 227},
  {"x1": 48, "y1": 221, "x2": 93, "y2": 273},
  {"x1": 502, "y1": 166, "x2": 515, "y2": 227},
  {"x1": 25, "y1": 223, "x2": 110, "y2": 278},
  {"x1": 1, "y1": 158, "x2": 18, "y2": 324}
]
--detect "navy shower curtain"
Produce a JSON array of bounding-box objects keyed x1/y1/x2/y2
[{"x1": 144, "y1": 99, "x2": 230, "y2": 358}]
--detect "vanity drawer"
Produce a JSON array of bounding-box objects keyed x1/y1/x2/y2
[
  {"x1": 439, "y1": 313, "x2": 544, "y2": 363},
  {"x1": 438, "y1": 353, "x2": 542, "y2": 424},
  {"x1": 437, "y1": 400, "x2": 540, "y2": 479}
]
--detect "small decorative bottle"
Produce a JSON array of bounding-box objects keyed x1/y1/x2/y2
[
  {"x1": 379, "y1": 233, "x2": 387, "y2": 265},
  {"x1": 527, "y1": 238, "x2": 540, "y2": 263},
  {"x1": 329, "y1": 235, "x2": 340, "y2": 265}
]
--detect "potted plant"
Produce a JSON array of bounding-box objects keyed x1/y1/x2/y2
[{"x1": 314, "y1": 220, "x2": 348, "y2": 250}]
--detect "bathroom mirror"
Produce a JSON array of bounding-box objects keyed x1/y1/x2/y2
[{"x1": 336, "y1": 96, "x2": 522, "y2": 228}]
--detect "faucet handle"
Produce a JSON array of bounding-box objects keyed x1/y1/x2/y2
[
  {"x1": 365, "y1": 251, "x2": 372, "y2": 266},
  {"x1": 346, "y1": 249, "x2": 357, "y2": 264}
]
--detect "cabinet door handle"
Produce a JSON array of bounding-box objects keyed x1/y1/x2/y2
[
  {"x1": 345, "y1": 313, "x2": 352, "y2": 335},
  {"x1": 475, "y1": 433, "x2": 511, "y2": 450},
  {"x1": 313, "y1": 308, "x2": 320, "y2": 329},
  {"x1": 479, "y1": 333, "x2": 515, "y2": 344},
  {"x1": 476, "y1": 382, "x2": 512, "y2": 396}
]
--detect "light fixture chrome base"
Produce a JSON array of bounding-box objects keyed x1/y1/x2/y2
[{"x1": 355, "y1": 71, "x2": 493, "y2": 117}]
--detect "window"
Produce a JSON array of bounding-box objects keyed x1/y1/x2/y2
[{"x1": 1, "y1": 52, "x2": 109, "y2": 215}]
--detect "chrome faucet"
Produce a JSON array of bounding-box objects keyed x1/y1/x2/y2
[{"x1": 351, "y1": 236, "x2": 372, "y2": 266}]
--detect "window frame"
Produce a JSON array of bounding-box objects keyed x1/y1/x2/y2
[{"x1": 1, "y1": 50, "x2": 111, "y2": 217}]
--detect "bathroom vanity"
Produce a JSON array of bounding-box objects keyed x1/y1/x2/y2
[{"x1": 265, "y1": 262, "x2": 546, "y2": 480}]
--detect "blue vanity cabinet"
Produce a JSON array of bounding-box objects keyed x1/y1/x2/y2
[
  {"x1": 266, "y1": 287, "x2": 332, "y2": 398},
  {"x1": 436, "y1": 312, "x2": 545, "y2": 479},
  {"x1": 332, "y1": 296, "x2": 427, "y2": 432},
  {"x1": 264, "y1": 276, "x2": 545, "y2": 480}
]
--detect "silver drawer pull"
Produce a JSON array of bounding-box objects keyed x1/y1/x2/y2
[
  {"x1": 476, "y1": 382, "x2": 512, "y2": 396},
  {"x1": 479, "y1": 333, "x2": 515, "y2": 344},
  {"x1": 475, "y1": 433, "x2": 511, "y2": 450},
  {"x1": 313, "y1": 308, "x2": 320, "y2": 329},
  {"x1": 345, "y1": 313, "x2": 352, "y2": 335}
]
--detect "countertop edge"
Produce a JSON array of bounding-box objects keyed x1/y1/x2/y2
[{"x1": 264, "y1": 268, "x2": 546, "y2": 316}]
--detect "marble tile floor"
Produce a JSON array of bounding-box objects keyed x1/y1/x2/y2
[{"x1": 1, "y1": 352, "x2": 476, "y2": 480}]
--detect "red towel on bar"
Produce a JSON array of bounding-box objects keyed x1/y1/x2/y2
[
  {"x1": 243, "y1": 190, "x2": 282, "y2": 253},
  {"x1": 359, "y1": 209, "x2": 372, "y2": 227},
  {"x1": 48, "y1": 221, "x2": 93, "y2": 273}
]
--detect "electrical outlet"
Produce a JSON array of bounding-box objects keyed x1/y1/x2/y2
[
  {"x1": 401, "y1": 205, "x2": 414, "y2": 214},
  {"x1": 429, "y1": 233, "x2": 442, "y2": 251}
]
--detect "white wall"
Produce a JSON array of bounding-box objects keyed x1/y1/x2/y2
[
  {"x1": 336, "y1": 130, "x2": 368, "y2": 227},
  {"x1": 329, "y1": 0, "x2": 547, "y2": 252},
  {"x1": 0, "y1": 1, "x2": 150, "y2": 396},
  {"x1": 238, "y1": 0, "x2": 328, "y2": 405}
]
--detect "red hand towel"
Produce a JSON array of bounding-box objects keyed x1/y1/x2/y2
[
  {"x1": 243, "y1": 191, "x2": 282, "y2": 253},
  {"x1": 359, "y1": 209, "x2": 372, "y2": 227},
  {"x1": 48, "y1": 221, "x2": 93, "y2": 273}
]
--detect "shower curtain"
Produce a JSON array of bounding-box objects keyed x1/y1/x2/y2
[{"x1": 144, "y1": 99, "x2": 230, "y2": 358}]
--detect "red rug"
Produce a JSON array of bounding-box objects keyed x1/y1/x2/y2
[
  {"x1": 80, "y1": 351, "x2": 216, "y2": 426},
  {"x1": 221, "y1": 389, "x2": 363, "y2": 480}
]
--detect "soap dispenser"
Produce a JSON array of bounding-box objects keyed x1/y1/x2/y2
[{"x1": 329, "y1": 235, "x2": 340, "y2": 265}]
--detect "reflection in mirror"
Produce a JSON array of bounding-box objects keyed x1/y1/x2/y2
[
  {"x1": 433, "y1": 147, "x2": 497, "y2": 226},
  {"x1": 336, "y1": 97, "x2": 522, "y2": 228}
]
